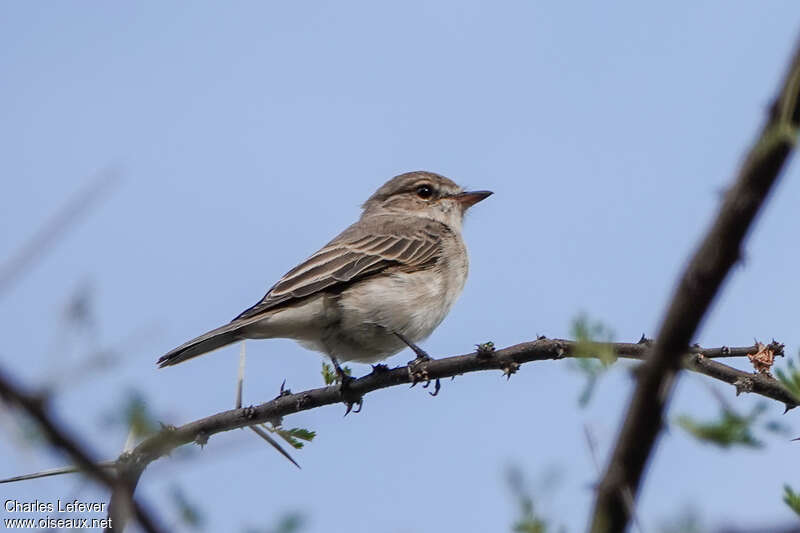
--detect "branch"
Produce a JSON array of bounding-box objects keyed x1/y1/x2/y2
[
  {"x1": 687, "y1": 352, "x2": 798, "y2": 412},
  {"x1": 0, "y1": 364, "x2": 164, "y2": 533},
  {"x1": 16, "y1": 340, "x2": 783, "y2": 487},
  {"x1": 3, "y1": 339, "x2": 792, "y2": 531},
  {"x1": 589, "y1": 37, "x2": 800, "y2": 533}
]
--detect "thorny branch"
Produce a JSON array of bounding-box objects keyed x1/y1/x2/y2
[
  {"x1": 112, "y1": 340, "x2": 793, "y2": 482},
  {"x1": 2, "y1": 338, "x2": 794, "y2": 532},
  {"x1": 589, "y1": 37, "x2": 800, "y2": 533},
  {"x1": 97, "y1": 339, "x2": 794, "y2": 531}
]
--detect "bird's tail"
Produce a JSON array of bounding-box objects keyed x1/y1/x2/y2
[{"x1": 157, "y1": 321, "x2": 248, "y2": 368}]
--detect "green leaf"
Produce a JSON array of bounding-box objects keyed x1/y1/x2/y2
[
  {"x1": 570, "y1": 313, "x2": 617, "y2": 364},
  {"x1": 321, "y1": 362, "x2": 351, "y2": 385},
  {"x1": 763, "y1": 419, "x2": 791, "y2": 435},
  {"x1": 775, "y1": 356, "x2": 800, "y2": 402},
  {"x1": 505, "y1": 466, "x2": 554, "y2": 533},
  {"x1": 676, "y1": 406, "x2": 763, "y2": 449},
  {"x1": 275, "y1": 427, "x2": 316, "y2": 449},
  {"x1": 321, "y1": 362, "x2": 336, "y2": 385},
  {"x1": 102, "y1": 389, "x2": 160, "y2": 440},
  {"x1": 568, "y1": 314, "x2": 616, "y2": 407},
  {"x1": 170, "y1": 485, "x2": 205, "y2": 529},
  {"x1": 784, "y1": 485, "x2": 800, "y2": 516},
  {"x1": 243, "y1": 511, "x2": 307, "y2": 533}
]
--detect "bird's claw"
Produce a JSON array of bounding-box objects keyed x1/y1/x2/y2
[
  {"x1": 344, "y1": 397, "x2": 363, "y2": 416},
  {"x1": 337, "y1": 372, "x2": 363, "y2": 415}
]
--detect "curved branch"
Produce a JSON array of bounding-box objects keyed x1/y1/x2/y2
[
  {"x1": 590, "y1": 37, "x2": 800, "y2": 533},
  {"x1": 0, "y1": 365, "x2": 163, "y2": 533}
]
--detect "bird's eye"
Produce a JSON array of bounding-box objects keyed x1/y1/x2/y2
[{"x1": 416, "y1": 184, "x2": 434, "y2": 199}]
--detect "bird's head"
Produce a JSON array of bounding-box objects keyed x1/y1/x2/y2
[{"x1": 362, "y1": 171, "x2": 492, "y2": 228}]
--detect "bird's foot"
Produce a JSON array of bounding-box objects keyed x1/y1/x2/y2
[
  {"x1": 424, "y1": 377, "x2": 441, "y2": 396},
  {"x1": 393, "y1": 333, "x2": 440, "y2": 396},
  {"x1": 407, "y1": 353, "x2": 431, "y2": 386},
  {"x1": 340, "y1": 375, "x2": 363, "y2": 415},
  {"x1": 330, "y1": 357, "x2": 362, "y2": 415},
  {"x1": 327, "y1": 357, "x2": 352, "y2": 385},
  {"x1": 406, "y1": 351, "x2": 440, "y2": 395},
  {"x1": 395, "y1": 332, "x2": 432, "y2": 366}
]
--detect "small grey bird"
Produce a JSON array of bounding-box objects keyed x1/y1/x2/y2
[{"x1": 157, "y1": 171, "x2": 491, "y2": 374}]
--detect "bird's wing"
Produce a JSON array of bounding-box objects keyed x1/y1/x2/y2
[{"x1": 233, "y1": 216, "x2": 444, "y2": 321}]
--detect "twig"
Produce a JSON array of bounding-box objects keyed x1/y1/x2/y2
[
  {"x1": 249, "y1": 425, "x2": 300, "y2": 468},
  {"x1": 235, "y1": 341, "x2": 300, "y2": 468},
  {"x1": 236, "y1": 342, "x2": 246, "y2": 410},
  {"x1": 0, "y1": 364, "x2": 163, "y2": 533},
  {"x1": 589, "y1": 37, "x2": 800, "y2": 533},
  {"x1": 687, "y1": 353, "x2": 798, "y2": 412}
]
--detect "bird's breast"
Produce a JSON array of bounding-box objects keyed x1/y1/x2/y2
[{"x1": 337, "y1": 233, "x2": 468, "y2": 344}]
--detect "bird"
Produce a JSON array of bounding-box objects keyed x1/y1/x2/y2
[{"x1": 156, "y1": 171, "x2": 492, "y2": 377}]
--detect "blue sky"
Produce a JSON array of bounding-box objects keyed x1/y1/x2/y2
[{"x1": 1, "y1": 2, "x2": 799, "y2": 532}]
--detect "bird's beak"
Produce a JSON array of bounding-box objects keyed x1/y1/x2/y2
[{"x1": 453, "y1": 190, "x2": 493, "y2": 209}]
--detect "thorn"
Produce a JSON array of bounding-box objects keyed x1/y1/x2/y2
[
  {"x1": 537, "y1": 334, "x2": 547, "y2": 340},
  {"x1": 768, "y1": 339, "x2": 786, "y2": 357},
  {"x1": 371, "y1": 363, "x2": 389, "y2": 373},
  {"x1": 785, "y1": 404, "x2": 797, "y2": 414},
  {"x1": 249, "y1": 425, "x2": 300, "y2": 468},
  {"x1": 637, "y1": 334, "x2": 651, "y2": 344},
  {"x1": 194, "y1": 431, "x2": 209, "y2": 448},
  {"x1": 502, "y1": 361, "x2": 520, "y2": 380},
  {"x1": 277, "y1": 380, "x2": 291, "y2": 397}
]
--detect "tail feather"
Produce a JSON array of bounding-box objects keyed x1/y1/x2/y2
[{"x1": 157, "y1": 321, "x2": 247, "y2": 368}]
